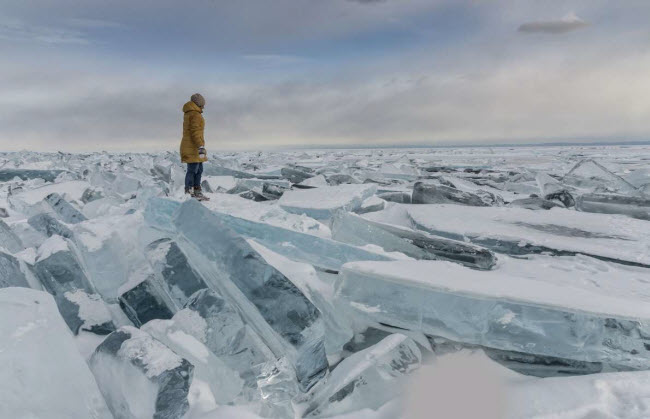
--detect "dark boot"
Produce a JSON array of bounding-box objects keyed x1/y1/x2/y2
[
  {"x1": 185, "y1": 186, "x2": 193, "y2": 195},
  {"x1": 192, "y1": 186, "x2": 210, "y2": 201}
]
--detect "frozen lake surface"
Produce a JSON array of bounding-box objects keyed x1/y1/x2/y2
[{"x1": 1, "y1": 144, "x2": 649, "y2": 418}]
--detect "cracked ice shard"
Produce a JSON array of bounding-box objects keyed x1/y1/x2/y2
[
  {"x1": 90, "y1": 326, "x2": 194, "y2": 419},
  {"x1": 412, "y1": 182, "x2": 489, "y2": 206},
  {"x1": 172, "y1": 199, "x2": 328, "y2": 391},
  {"x1": 145, "y1": 238, "x2": 207, "y2": 307},
  {"x1": 119, "y1": 275, "x2": 175, "y2": 327},
  {"x1": 144, "y1": 197, "x2": 390, "y2": 272},
  {"x1": 44, "y1": 192, "x2": 87, "y2": 224},
  {"x1": 331, "y1": 211, "x2": 496, "y2": 270},
  {"x1": 33, "y1": 235, "x2": 94, "y2": 296},
  {"x1": 296, "y1": 334, "x2": 421, "y2": 418},
  {"x1": 0, "y1": 250, "x2": 30, "y2": 288},
  {"x1": 28, "y1": 213, "x2": 73, "y2": 238},
  {"x1": 141, "y1": 317, "x2": 244, "y2": 404},
  {"x1": 182, "y1": 289, "x2": 275, "y2": 388},
  {"x1": 0, "y1": 219, "x2": 24, "y2": 253},
  {"x1": 563, "y1": 159, "x2": 637, "y2": 194},
  {"x1": 576, "y1": 193, "x2": 650, "y2": 220}
]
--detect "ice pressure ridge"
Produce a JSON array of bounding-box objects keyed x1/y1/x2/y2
[{"x1": 1, "y1": 147, "x2": 650, "y2": 418}]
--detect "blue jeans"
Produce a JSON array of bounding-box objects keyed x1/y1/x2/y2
[{"x1": 185, "y1": 163, "x2": 203, "y2": 189}]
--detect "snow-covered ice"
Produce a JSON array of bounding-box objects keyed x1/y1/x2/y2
[
  {"x1": 0, "y1": 287, "x2": 112, "y2": 419},
  {"x1": 2, "y1": 145, "x2": 650, "y2": 418},
  {"x1": 279, "y1": 184, "x2": 377, "y2": 219}
]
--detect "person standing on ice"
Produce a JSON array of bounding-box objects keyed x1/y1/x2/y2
[{"x1": 180, "y1": 93, "x2": 210, "y2": 201}]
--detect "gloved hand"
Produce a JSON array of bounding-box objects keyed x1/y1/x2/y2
[{"x1": 198, "y1": 146, "x2": 206, "y2": 159}]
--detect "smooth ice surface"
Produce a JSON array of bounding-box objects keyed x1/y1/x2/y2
[
  {"x1": 338, "y1": 256, "x2": 650, "y2": 368},
  {"x1": 74, "y1": 218, "x2": 132, "y2": 301},
  {"x1": 0, "y1": 287, "x2": 112, "y2": 419},
  {"x1": 279, "y1": 184, "x2": 377, "y2": 219},
  {"x1": 405, "y1": 204, "x2": 650, "y2": 266},
  {"x1": 173, "y1": 199, "x2": 328, "y2": 391}
]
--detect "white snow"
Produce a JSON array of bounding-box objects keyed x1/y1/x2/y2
[
  {"x1": 299, "y1": 174, "x2": 328, "y2": 187},
  {"x1": 168, "y1": 330, "x2": 210, "y2": 363},
  {"x1": 36, "y1": 234, "x2": 69, "y2": 260},
  {"x1": 203, "y1": 193, "x2": 332, "y2": 238},
  {"x1": 279, "y1": 183, "x2": 377, "y2": 218},
  {"x1": 117, "y1": 326, "x2": 183, "y2": 378},
  {"x1": 64, "y1": 290, "x2": 113, "y2": 328}
]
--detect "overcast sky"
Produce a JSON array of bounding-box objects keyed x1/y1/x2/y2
[{"x1": 1, "y1": 0, "x2": 649, "y2": 151}]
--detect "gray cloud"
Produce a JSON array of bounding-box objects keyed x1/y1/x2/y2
[
  {"x1": 347, "y1": 0, "x2": 388, "y2": 4},
  {"x1": 0, "y1": 0, "x2": 439, "y2": 51},
  {"x1": 518, "y1": 13, "x2": 589, "y2": 34},
  {"x1": 1, "y1": 1, "x2": 649, "y2": 152},
  {"x1": 0, "y1": 19, "x2": 90, "y2": 44},
  {"x1": 2, "y1": 43, "x2": 650, "y2": 152}
]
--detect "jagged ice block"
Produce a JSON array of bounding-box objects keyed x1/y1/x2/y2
[
  {"x1": 171, "y1": 199, "x2": 328, "y2": 391},
  {"x1": 336, "y1": 257, "x2": 650, "y2": 370}
]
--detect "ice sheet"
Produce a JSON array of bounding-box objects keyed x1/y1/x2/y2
[
  {"x1": 406, "y1": 204, "x2": 650, "y2": 266},
  {"x1": 337, "y1": 256, "x2": 650, "y2": 368},
  {"x1": 279, "y1": 184, "x2": 377, "y2": 219}
]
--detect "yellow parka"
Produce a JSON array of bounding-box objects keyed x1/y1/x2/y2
[{"x1": 180, "y1": 101, "x2": 208, "y2": 163}]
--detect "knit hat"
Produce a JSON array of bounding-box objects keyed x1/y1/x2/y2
[{"x1": 191, "y1": 93, "x2": 205, "y2": 108}]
